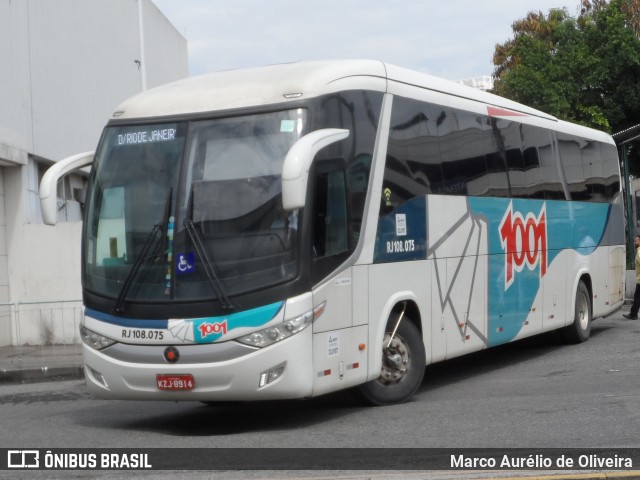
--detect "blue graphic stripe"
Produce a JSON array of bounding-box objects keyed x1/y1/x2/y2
[
  {"x1": 374, "y1": 194, "x2": 614, "y2": 348},
  {"x1": 374, "y1": 197, "x2": 427, "y2": 263},
  {"x1": 193, "y1": 301, "x2": 284, "y2": 343},
  {"x1": 467, "y1": 197, "x2": 612, "y2": 346},
  {"x1": 85, "y1": 301, "x2": 285, "y2": 343}
]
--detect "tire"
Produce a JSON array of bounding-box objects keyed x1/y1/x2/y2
[
  {"x1": 561, "y1": 281, "x2": 592, "y2": 344},
  {"x1": 357, "y1": 315, "x2": 426, "y2": 406}
]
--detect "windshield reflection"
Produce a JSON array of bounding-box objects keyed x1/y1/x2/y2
[
  {"x1": 175, "y1": 109, "x2": 306, "y2": 301},
  {"x1": 83, "y1": 110, "x2": 307, "y2": 307}
]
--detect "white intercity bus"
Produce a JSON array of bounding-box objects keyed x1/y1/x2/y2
[{"x1": 41, "y1": 60, "x2": 625, "y2": 405}]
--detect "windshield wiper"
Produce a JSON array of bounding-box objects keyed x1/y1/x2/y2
[
  {"x1": 184, "y1": 191, "x2": 234, "y2": 311},
  {"x1": 113, "y1": 189, "x2": 172, "y2": 315},
  {"x1": 112, "y1": 223, "x2": 162, "y2": 315}
]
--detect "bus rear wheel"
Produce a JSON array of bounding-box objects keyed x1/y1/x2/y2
[
  {"x1": 357, "y1": 315, "x2": 425, "y2": 406},
  {"x1": 561, "y1": 281, "x2": 592, "y2": 343}
]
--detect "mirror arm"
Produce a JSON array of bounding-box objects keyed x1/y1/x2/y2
[
  {"x1": 281, "y1": 128, "x2": 349, "y2": 210},
  {"x1": 39, "y1": 151, "x2": 95, "y2": 225}
]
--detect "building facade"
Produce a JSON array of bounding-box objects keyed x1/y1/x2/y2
[
  {"x1": 456, "y1": 76, "x2": 494, "y2": 91},
  {"x1": 0, "y1": 0, "x2": 187, "y2": 346}
]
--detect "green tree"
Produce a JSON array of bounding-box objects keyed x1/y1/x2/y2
[{"x1": 492, "y1": 0, "x2": 640, "y2": 138}]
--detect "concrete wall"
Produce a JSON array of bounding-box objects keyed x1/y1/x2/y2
[
  {"x1": 0, "y1": 168, "x2": 9, "y2": 344},
  {"x1": 0, "y1": 1, "x2": 31, "y2": 166},
  {"x1": 0, "y1": 0, "x2": 187, "y2": 346},
  {"x1": 142, "y1": 1, "x2": 189, "y2": 89},
  {"x1": 0, "y1": 0, "x2": 188, "y2": 165}
]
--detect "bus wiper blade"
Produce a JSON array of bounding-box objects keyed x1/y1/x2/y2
[
  {"x1": 113, "y1": 223, "x2": 162, "y2": 315},
  {"x1": 113, "y1": 189, "x2": 173, "y2": 315},
  {"x1": 183, "y1": 218, "x2": 235, "y2": 311}
]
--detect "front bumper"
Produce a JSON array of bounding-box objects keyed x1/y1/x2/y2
[{"x1": 83, "y1": 326, "x2": 314, "y2": 401}]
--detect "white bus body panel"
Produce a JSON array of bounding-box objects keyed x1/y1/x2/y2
[
  {"x1": 363, "y1": 193, "x2": 624, "y2": 376},
  {"x1": 72, "y1": 61, "x2": 624, "y2": 403},
  {"x1": 83, "y1": 326, "x2": 314, "y2": 401}
]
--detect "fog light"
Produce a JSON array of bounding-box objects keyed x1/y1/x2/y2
[
  {"x1": 89, "y1": 367, "x2": 109, "y2": 389},
  {"x1": 258, "y1": 363, "x2": 286, "y2": 388}
]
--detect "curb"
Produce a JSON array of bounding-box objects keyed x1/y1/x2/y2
[{"x1": 0, "y1": 365, "x2": 85, "y2": 385}]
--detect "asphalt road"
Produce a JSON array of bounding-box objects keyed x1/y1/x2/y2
[{"x1": 0, "y1": 311, "x2": 638, "y2": 479}]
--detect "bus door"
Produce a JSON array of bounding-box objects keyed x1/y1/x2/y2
[{"x1": 309, "y1": 160, "x2": 368, "y2": 396}]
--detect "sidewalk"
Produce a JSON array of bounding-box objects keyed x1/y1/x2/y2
[{"x1": 0, "y1": 344, "x2": 84, "y2": 384}]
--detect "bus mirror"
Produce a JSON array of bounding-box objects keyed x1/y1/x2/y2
[
  {"x1": 281, "y1": 128, "x2": 349, "y2": 210},
  {"x1": 39, "y1": 151, "x2": 95, "y2": 225}
]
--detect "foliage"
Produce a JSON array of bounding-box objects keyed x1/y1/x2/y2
[{"x1": 492, "y1": 0, "x2": 640, "y2": 141}]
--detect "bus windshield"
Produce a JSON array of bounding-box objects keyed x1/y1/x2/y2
[{"x1": 83, "y1": 109, "x2": 307, "y2": 308}]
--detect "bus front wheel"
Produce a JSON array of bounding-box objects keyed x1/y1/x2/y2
[
  {"x1": 561, "y1": 281, "x2": 592, "y2": 344},
  {"x1": 357, "y1": 315, "x2": 425, "y2": 406}
]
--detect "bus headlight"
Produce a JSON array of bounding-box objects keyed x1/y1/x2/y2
[
  {"x1": 80, "y1": 325, "x2": 116, "y2": 350},
  {"x1": 236, "y1": 306, "x2": 318, "y2": 348}
]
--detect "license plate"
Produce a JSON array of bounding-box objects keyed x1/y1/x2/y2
[{"x1": 156, "y1": 374, "x2": 195, "y2": 391}]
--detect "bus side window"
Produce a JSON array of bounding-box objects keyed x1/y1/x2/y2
[{"x1": 311, "y1": 160, "x2": 350, "y2": 283}]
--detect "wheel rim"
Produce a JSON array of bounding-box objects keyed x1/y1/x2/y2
[
  {"x1": 577, "y1": 290, "x2": 589, "y2": 331},
  {"x1": 378, "y1": 332, "x2": 412, "y2": 386}
]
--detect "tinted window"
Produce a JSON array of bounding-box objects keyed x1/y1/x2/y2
[
  {"x1": 310, "y1": 91, "x2": 383, "y2": 242},
  {"x1": 558, "y1": 133, "x2": 620, "y2": 202},
  {"x1": 383, "y1": 96, "x2": 619, "y2": 212},
  {"x1": 601, "y1": 143, "x2": 621, "y2": 200},
  {"x1": 310, "y1": 164, "x2": 351, "y2": 283},
  {"x1": 384, "y1": 96, "x2": 512, "y2": 211},
  {"x1": 508, "y1": 124, "x2": 565, "y2": 200},
  {"x1": 384, "y1": 97, "x2": 441, "y2": 209},
  {"x1": 559, "y1": 133, "x2": 588, "y2": 200},
  {"x1": 435, "y1": 109, "x2": 509, "y2": 197}
]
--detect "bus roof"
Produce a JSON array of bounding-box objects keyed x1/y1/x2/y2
[
  {"x1": 111, "y1": 60, "x2": 546, "y2": 120},
  {"x1": 110, "y1": 60, "x2": 614, "y2": 144},
  {"x1": 112, "y1": 60, "x2": 385, "y2": 120}
]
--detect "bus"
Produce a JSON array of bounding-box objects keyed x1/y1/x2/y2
[{"x1": 40, "y1": 60, "x2": 625, "y2": 405}]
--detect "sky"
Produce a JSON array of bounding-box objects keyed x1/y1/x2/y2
[{"x1": 151, "y1": 1, "x2": 582, "y2": 81}]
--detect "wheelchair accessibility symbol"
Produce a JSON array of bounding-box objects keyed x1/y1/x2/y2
[{"x1": 176, "y1": 252, "x2": 195, "y2": 275}]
